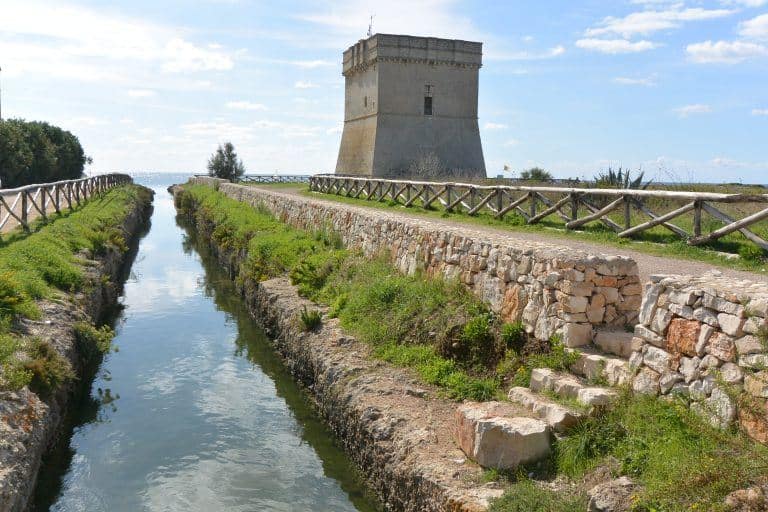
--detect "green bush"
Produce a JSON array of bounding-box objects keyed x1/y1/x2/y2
[
  {"x1": 0, "y1": 334, "x2": 32, "y2": 390},
  {"x1": 24, "y1": 338, "x2": 74, "y2": 397},
  {"x1": 74, "y1": 321, "x2": 115, "y2": 359},
  {"x1": 299, "y1": 307, "x2": 322, "y2": 332},
  {"x1": 500, "y1": 321, "x2": 526, "y2": 351}
]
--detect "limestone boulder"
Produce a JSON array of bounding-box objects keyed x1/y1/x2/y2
[
  {"x1": 454, "y1": 402, "x2": 551, "y2": 469},
  {"x1": 666, "y1": 318, "x2": 700, "y2": 357},
  {"x1": 588, "y1": 477, "x2": 638, "y2": 512}
]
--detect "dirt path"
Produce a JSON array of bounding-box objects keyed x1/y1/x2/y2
[{"x1": 260, "y1": 185, "x2": 768, "y2": 285}]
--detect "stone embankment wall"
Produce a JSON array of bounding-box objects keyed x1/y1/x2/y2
[
  {"x1": 631, "y1": 272, "x2": 768, "y2": 440},
  {"x1": 0, "y1": 187, "x2": 153, "y2": 512},
  {"x1": 189, "y1": 177, "x2": 641, "y2": 347}
]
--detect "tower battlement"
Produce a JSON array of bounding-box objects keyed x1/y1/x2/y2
[
  {"x1": 335, "y1": 33, "x2": 486, "y2": 178},
  {"x1": 342, "y1": 34, "x2": 482, "y2": 76}
]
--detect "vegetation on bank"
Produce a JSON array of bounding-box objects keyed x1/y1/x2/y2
[
  {"x1": 0, "y1": 185, "x2": 149, "y2": 395},
  {"x1": 179, "y1": 184, "x2": 768, "y2": 511},
  {"x1": 177, "y1": 184, "x2": 579, "y2": 401},
  {"x1": 288, "y1": 186, "x2": 768, "y2": 273},
  {"x1": 0, "y1": 118, "x2": 90, "y2": 188}
]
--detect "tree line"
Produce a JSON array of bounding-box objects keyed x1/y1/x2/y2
[{"x1": 0, "y1": 119, "x2": 89, "y2": 188}]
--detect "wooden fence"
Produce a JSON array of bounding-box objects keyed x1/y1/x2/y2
[
  {"x1": 239, "y1": 174, "x2": 311, "y2": 184},
  {"x1": 309, "y1": 175, "x2": 768, "y2": 251},
  {"x1": 0, "y1": 173, "x2": 132, "y2": 233}
]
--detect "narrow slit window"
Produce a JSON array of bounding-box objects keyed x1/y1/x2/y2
[
  {"x1": 364, "y1": 96, "x2": 368, "y2": 108},
  {"x1": 424, "y1": 84, "x2": 434, "y2": 116}
]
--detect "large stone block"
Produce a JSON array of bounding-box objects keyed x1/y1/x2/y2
[
  {"x1": 560, "y1": 322, "x2": 593, "y2": 348},
  {"x1": 665, "y1": 318, "x2": 701, "y2": 357},
  {"x1": 454, "y1": 402, "x2": 551, "y2": 469}
]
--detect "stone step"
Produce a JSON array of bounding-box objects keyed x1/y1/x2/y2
[
  {"x1": 569, "y1": 347, "x2": 632, "y2": 387},
  {"x1": 454, "y1": 401, "x2": 551, "y2": 469},
  {"x1": 529, "y1": 368, "x2": 617, "y2": 408},
  {"x1": 507, "y1": 386, "x2": 583, "y2": 432},
  {"x1": 593, "y1": 329, "x2": 641, "y2": 358}
]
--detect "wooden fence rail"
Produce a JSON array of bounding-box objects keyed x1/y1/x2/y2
[
  {"x1": 239, "y1": 174, "x2": 311, "y2": 184},
  {"x1": 309, "y1": 175, "x2": 768, "y2": 251},
  {"x1": 0, "y1": 173, "x2": 133, "y2": 233}
]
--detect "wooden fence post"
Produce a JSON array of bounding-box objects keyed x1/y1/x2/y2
[{"x1": 21, "y1": 191, "x2": 29, "y2": 231}]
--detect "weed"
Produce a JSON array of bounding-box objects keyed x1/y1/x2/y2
[
  {"x1": 0, "y1": 334, "x2": 32, "y2": 390},
  {"x1": 500, "y1": 321, "x2": 526, "y2": 351},
  {"x1": 299, "y1": 307, "x2": 322, "y2": 332},
  {"x1": 24, "y1": 338, "x2": 75, "y2": 397},
  {"x1": 739, "y1": 244, "x2": 766, "y2": 263},
  {"x1": 74, "y1": 321, "x2": 115, "y2": 359}
]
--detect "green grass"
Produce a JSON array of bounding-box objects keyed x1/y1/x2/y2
[
  {"x1": 553, "y1": 390, "x2": 768, "y2": 511},
  {"x1": 298, "y1": 307, "x2": 322, "y2": 332},
  {"x1": 289, "y1": 186, "x2": 768, "y2": 274},
  {"x1": 488, "y1": 479, "x2": 587, "y2": 512},
  {"x1": 0, "y1": 185, "x2": 150, "y2": 392},
  {"x1": 178, "y1": 184, "x2": 554, "y2": 401},
  {"x1": 183, "y1": 184, "x2": 768, "y2": 510}
]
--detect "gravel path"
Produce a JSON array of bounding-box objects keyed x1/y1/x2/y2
[{"x1": 262, "y1": 185, "x2": 768, "y2": 285}]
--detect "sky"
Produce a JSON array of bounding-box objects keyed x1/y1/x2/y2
[{"x1": 0, "y1": 0, "x2": 767, "y2": 183}]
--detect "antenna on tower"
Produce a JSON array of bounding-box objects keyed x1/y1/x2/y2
[{"x1": 367, "y1": 15, "x2": 374, "y2": 37}]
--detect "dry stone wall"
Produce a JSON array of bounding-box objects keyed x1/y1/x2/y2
[
  {"x1": 631, "y1": 271, "x2": 768, "y2": 440},
  {"x1": 189, "y1": 177, "x2": 641, "y2": 346}
]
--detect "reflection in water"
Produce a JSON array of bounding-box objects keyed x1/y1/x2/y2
[{"x1": 32, "y1": 178, "x2": 379, "y2": 512}]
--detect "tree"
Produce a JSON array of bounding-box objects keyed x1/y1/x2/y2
[
  {"x1": 519, "y1": 167, "x2": 553, "y2": 181},
  {"x1": 0, "y1": 119, "x2": 87, "y2": 188},
  {"x1": 207, "y1": 142, "x2": 245, "y2": 181}
]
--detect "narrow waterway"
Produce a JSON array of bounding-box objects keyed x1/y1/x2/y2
[{"x1": 32, "y1": 176, "x2": 379, "y2": 512}]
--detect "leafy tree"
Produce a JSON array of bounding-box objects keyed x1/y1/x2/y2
[
  {"x1": 207, "y1": 142, "x2": 245, "y2": 181},
  {"x1": 519, "y1": 167, "x2": 553, "y2": 181},
  {"x1": 0, "y1": 119, "x2": 88, "y2": 188}
]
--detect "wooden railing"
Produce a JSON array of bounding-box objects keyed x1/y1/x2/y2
[
  {"x1": 239, "y1": 174, "x2": 311, "y2": 184},
  {"x1": 309, "y1": 175, "x2": 768, "y2": 251},
  {"x1": 0, "y1": 173, "x2": 132, "y2": 233}
]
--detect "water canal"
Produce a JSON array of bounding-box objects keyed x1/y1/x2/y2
[{"x1": 31, "y1": 176, "x2": 379, "y2": 512}]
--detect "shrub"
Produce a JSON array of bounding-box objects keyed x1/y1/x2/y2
[
  {"x1": 299, "y1": 307, "x2": 322, "y2": 332},
  {"x1": 24, "y1": 338, "x2": 74, "y2": 397},
  {"x1": 0, "y1": 334, "x2": 32, "y2": 390},
  {"x1": 74, "y1": 321, "x2": 115, "y2": 359},
  {"x1": 500, "y1": 321, "x2": 526, "y2": 351},
  {"x1": 519, "y1": 167, "x2": 553, "y2": 181},
  {"x1": 739, "y1": 243, "x2": 765, "y2": 263}
]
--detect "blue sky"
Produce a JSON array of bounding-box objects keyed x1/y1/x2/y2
[{"x1": 1, "y1": 0, "x2": 766, "y2": 182}]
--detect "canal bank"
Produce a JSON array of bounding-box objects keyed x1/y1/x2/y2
[
  {"x1": 170, "y1": 182, "x2": 506, "y2": 512},
  {"x1": 0, "y1": 184, "x2": 153, "y2": 512},
  {"x1": 31, "y1": 180, "x2": 380, "y2": 512}
]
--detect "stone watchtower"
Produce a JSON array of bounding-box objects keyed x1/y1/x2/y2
[{"x1": 335, "y1": 34, "x2": 486, "y2": 178}]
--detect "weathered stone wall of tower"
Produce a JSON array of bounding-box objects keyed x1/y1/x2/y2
[{"x1": 335, "y1": 34, "x2": 486, "y2": 178}]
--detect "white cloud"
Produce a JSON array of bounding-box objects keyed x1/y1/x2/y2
[
  {"x1": 487, "y1": 45, "x2": 566, "y2": 61},
  {"x1": 740, "y1": 13, "x2": 768, "y2": 40},
  {"x1": 162, "y1": 38, "x2": 233, "y2": 72},
  {"x1": 0, "y1": 0, "x2": 235, "y2": 81},
  {"x1": 753, "y1": 108, "x2": 768, "y2": 116},
  {"x1": 613, "y1": 75, "x2": 658, "y2": 86},
  {"x1": 504, "y1": 139, "x2": 521, "y2": 147},
  {"x1": 722, "y1": 0, "x2": 767, "y2": 6},
  {"x1": 294, "y1": 80, "x2": 317, "y2": 89},
  {"x1": 687, "y1": 40, "x2": 768, "y2": 63},
  {"x1": 576, "y1": 38, "x2": 658, "y2": 53},
  {"x1": 128, "y1": 89, "x2": 156, "y2": 98},
  {"x1": 225, "y1": 101, "x2": 268, "y2": 111},
  {"x1": 484, "y1": 122, "x2": 508, "y2": 130},
  {"x1": 290, "y1": 59, "x2": 334, "y2": 68},
  {"x1": 299, "y1": 0, "x2": 483, "y2": 43},
  {"x1": 585, "y1": 7, "x2": 734, "y2": 38},
  {"x1": 674, "y1": 104, "x2": 712, "y2": 117}
]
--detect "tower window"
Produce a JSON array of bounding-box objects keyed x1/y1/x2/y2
[
  {"x1": 423, "y1": 96, "x2": 433, "y2": 116},
  {"x1": 364, "y1": 96, "x2": 368, "y2": 108}
]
